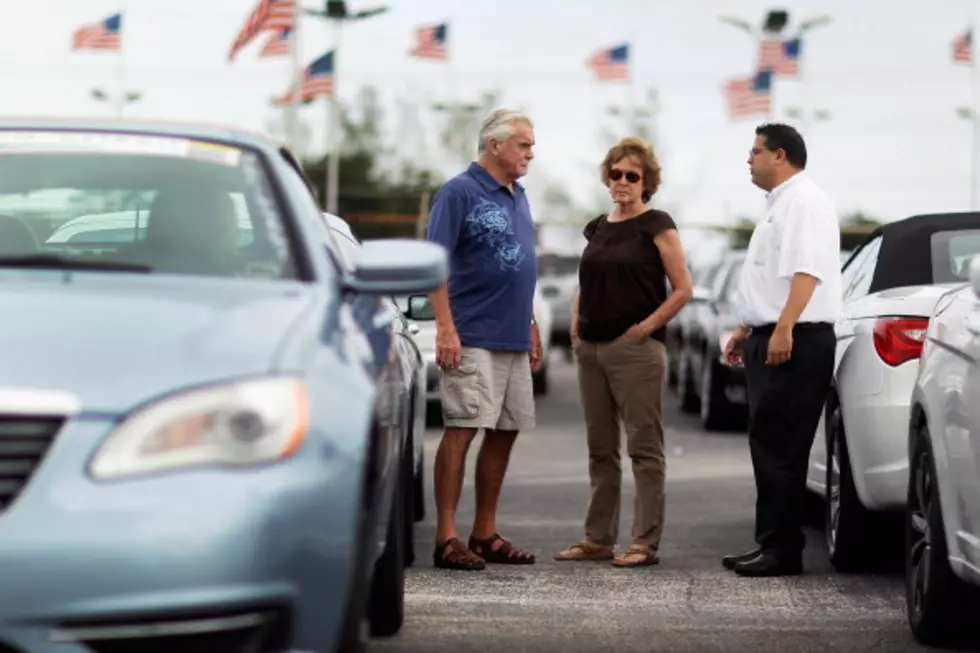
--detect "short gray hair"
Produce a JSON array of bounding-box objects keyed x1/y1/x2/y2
[{"x1": 477, "y1": 109, "x2": 533, "y2": 155}]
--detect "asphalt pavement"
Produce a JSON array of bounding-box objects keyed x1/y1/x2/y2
[{"x1": 370, "y1": 354, "x2": 969, "y2": 653}]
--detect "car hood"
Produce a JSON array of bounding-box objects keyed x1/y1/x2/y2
[{"x1": 0, "y1": 272, "x2": 317, "y2": 414}]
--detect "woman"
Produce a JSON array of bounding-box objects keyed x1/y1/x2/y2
[{"x1": 554, "y1": 137, "x2": 693, "y2": 567}]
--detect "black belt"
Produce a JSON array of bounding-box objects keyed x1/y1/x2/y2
[{"x1": 750, "y1": 322, "x2": 834, "y2": 336}]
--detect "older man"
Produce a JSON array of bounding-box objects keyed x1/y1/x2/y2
[
  {"x1": 425, "y1": 109, "x2": 542, "y2": 571},
  {"x1": 722, "y1": 123, "x2": 841, "y2": 577}
]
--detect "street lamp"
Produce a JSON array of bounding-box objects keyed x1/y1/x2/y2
[
  {"x1": 306, "y1": 1, "x2": 390, "y2": 215},
  {"x1": 90, "y1": 88, "x2": 142, "y2": 118},
  {"x1": 717, "y1": 10, "x2": 832, "y2": 124}
]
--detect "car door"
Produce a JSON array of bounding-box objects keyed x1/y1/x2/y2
[
  {"x1": 935, "y1": 289, "x2": 980, "y2": 569},
  {"x1": 321, "y1": 222, "x2": 405, "y2": 504}
]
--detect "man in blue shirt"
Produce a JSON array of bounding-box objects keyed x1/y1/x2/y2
[{"x1": 426, "y1": 109, "x2": 542, "y2": 571}]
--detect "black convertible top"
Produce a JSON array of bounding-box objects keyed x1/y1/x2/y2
[{"x1": 861, "y1": 212, "x2": 980, "y2": 293}]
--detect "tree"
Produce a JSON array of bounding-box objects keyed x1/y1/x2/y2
[
  {"x1": 433, "y1": 90, "x2": 502, "y2": 168},
  {"x1": 299, "y1": 84, "x2": 443, "y2": 240}
]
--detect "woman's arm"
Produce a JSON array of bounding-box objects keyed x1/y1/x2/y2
[
  {"x1": 637, "y1": 229, "x2": 694, "y2": 334},
  {"x1": 570, "y1": 289, "x2": 580, "y2": 344}
]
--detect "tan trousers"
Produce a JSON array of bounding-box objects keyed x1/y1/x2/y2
[{"x1": 574, "y1": 336, "x2": 668, "y2": 551}]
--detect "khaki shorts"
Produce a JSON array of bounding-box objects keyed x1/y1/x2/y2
[{"x1": 439, "y1": 346, "x2": 536, "y2": 431}]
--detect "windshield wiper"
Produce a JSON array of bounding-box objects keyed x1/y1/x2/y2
[{"x1": 0, "y1": 254, "x2": 152, "y2": 273}]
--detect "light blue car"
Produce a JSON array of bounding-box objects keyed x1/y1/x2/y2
[{"x1": 0, "y1": 118, "x2": 447, "y2": 653}]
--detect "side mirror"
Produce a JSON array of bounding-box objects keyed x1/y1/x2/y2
[
  {"x1": 404, "y1": 295, "x2": 435, "y2": 321},
  {"x1": 970, "y1": 255, "x2": 980, "y2": 299},
  {"x1": 342, "y1": 240, "x2": 447, "y2": 296}
]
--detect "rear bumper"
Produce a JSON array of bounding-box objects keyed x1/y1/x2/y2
[{"x1": 845, "y1": 396, "x2": 913, "y2": 511}]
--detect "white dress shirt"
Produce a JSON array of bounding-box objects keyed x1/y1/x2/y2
[{"x1": 736, "y1": 171, "x2": 842, "y2": 327}]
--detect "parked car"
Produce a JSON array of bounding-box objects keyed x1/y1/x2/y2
[
  {"x1": 666, "y1": 261, "x2": 724, "y2": 390},
  {"x1": 537, "y1": 252, "x2": 580, "y2": 360},
  {"x1": 904, "y1": 256, "x2": 980, "y2": 648},
  {"x1": 805, "y1": 212, "x2": 980, "y2": 572},
  {"x1": 673, "y1": 251, "x2": 748, "y2": 430},
  {"x1": 0, "y1": 118, "x2": 447, "y2": 653},
  {"x1": 403, "y1": 285, "x2": 553, "y2": 425},
  {"x1": 317, "y1": 211, "x2": 429, "y2": 567}
]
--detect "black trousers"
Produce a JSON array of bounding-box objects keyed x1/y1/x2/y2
[{"x1": 743, "y1": 322, "x2": 835, "y2": 559}]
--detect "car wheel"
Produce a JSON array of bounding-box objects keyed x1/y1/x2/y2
[
  {"x1": 532, "y1": 363, "x2": 549, "y2": 396},
  {"x1": 906, "y1": 424, "x2": 980, "y2": 648},
  {"x1": 825, "y1": 404, "x2": 874, "y2": 572},
  {"x1": 678, "y1": 353, "x2": 700, "y2": 414},
  {"x1": 367, "y1": 456, "x2": 407, "y2": 637},
  {"x1": 413, "y1": 453, "x2": 425, "y2": 522},
  {"x1": 401, "y1": 432, "x2": 417, "y2": 568},
  {"x1": 700, "y1": 358, "x2": 732, "y2": 431}
]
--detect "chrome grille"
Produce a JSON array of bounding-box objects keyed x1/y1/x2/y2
[{"x1": 0, "y1": 416, "x2": 61, "y2": 512}]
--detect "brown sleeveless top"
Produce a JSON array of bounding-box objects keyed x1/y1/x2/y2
[{"x1": 577, "y1": 209, "x2": 676, "y2": 343}]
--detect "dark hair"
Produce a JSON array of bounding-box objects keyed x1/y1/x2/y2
[{"x1": 755, "y1": 122, "x2": 807, "y2": 169}]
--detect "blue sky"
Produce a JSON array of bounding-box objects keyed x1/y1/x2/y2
[{"x1": 5, "y1": 0, "x2": 980, "y2": 252}]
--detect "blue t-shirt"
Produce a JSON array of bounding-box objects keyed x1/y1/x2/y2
[{"x1": 426, "y1": 162, "x2": 538, "y2": 352}]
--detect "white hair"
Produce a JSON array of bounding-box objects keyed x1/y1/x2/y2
[{"x1": 477, "y1": 109, "x2": 533, "y2": 155}]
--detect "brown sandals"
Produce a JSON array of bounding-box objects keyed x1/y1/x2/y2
[
  {"x1": 554, "y1": 539, "x2": 615, "y2": 561},
  {"x1": 468, "y1": 532, "x2": 536, "y2": 564},
  {"x1": 554, "y1": 540, "x2": 659, "y2": 567},
  {"x1": 611, "y1": 545, "x2": 660, "y2": 567},
  {"x1": 433, "y1": 538, "x2": 485, "y2": 570}
]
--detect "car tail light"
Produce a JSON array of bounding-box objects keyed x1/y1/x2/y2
[{"x1": 873, "y1": 317, "x2": 929, "y2": 367}]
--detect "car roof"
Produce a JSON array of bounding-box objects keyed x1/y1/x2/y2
[
  {"x1": 0, "y1": 116, "x2": 279, "y2": 151},
  {"x1": 860, "y1": 212, "x2": 980, "y2": 293}
]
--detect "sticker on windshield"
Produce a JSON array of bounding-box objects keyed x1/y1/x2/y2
[{"x1": 0, "y1": 131, "x2": 242, "y2": 166}]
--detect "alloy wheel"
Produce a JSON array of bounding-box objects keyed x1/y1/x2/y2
[
  {"x1": 827, "y1": 414, "x2": 842, "y2": 553},
  {"x1": 908, "y1": 446, "x2": 933, "y2": 620}
]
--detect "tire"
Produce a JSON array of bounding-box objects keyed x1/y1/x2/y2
[
  {"x1": 700, "y1": 358, "x2": 732, "y2": 431},
  {"x1": 532, "y1": 363, "x2": 549, "y2": 396},
  {"x1": 678, "y1": 354, "x2": 700, "y2": 414},
  {"x1": 368, "y1": 466, "x2": 406, "y2": 637},
  {"x1": 401, "y1": 445, "x2": 417, "y2": 568},
  {"x1": 825, "y1": 404, "x2": 875, "y2": 572},
  {"x1": 905, "y1": 425, "x2": 980, "y2": 648},
  {"x1": 413, "y1": 454, "x2": 425, "y2": 522}
]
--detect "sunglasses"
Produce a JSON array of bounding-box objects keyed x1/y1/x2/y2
[{"x1": 609, "y1": 168, "x2": 641, "y2": 184}]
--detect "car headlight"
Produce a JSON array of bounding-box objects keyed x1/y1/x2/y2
[{"x1": 89, "y1": 376, "x2": 309, "y2": 480}]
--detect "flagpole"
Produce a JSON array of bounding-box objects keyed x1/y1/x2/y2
[
  {"x1": 288, "y1": 7, "x2": 304, "y2": 161},
  {"x1": 627, "y1": 39, "x2": 636, "y2": 136},
  {"x1": 971, "y1": 21, "x2": 979, "y2": 210},
  {"x1": 115, "y1": 6, "x2": 127, "y2": 118},
  {"x1": 325, "y1": 22, "x2": 343, "y2": 216}
]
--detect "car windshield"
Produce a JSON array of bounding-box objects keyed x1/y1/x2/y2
[{"x1": 0, "y1": 129, "x2": 298, "y2": 280}]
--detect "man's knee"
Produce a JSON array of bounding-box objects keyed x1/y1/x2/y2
[{"x1": 440, "y1": 427, "x2": 478, "y2": 447}]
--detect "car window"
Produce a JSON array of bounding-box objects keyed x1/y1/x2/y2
[
  {"x1": 842, "y1": 235, "x2": 882, "y2": 301},
  {"x1": 0, "y1": 130, "x2": 299, "y2": 280},
  {"x1": 931, "y1": 229, "x2": 980, "y2": 282}
]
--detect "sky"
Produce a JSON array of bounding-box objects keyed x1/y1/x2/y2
[{"x1": 5, "y1": 0, "x2": 980, "y2": 256}]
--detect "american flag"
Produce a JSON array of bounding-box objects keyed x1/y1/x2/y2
[
  {"x1": 228, "y1": 0, "x2": 295, "y2": 62},
  {"x1": 259, "y1": 27, "x2": 292, "y2": 58},
  {"x1": 756, "y1": 38, "x2": 800, "y2": 76},
  {"x1": 72, "y1": 13, "x2": 122, "y2": 51},
  {"x1": 724, "y1": 70, "x2": 772, "y2": 118},
  {"x1": 954, "y1": 29, "x2": 972, "y2": 63},
  {"x1": 587, "y1": 43, "x2": 629, "y2": 81},
  {"x1": 274, "y1": 51, "x2": 334, "y2": 104},
  {"x1": 409, "y1": 23, "x2": 448, "y2": 59}
]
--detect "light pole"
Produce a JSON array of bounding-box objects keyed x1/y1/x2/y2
[
  {"x1": 605, "y1": 87, "x2": 659, "y2": 142},
  {"x1": 91, "y1": 88, "x2": 142, "y2": 118},
  {"x1": 718, "y1": 10, "x2": 832, "y2": 122},
  {"x1": 305, "y1": 1, "x2": 390, "y2": 215}
]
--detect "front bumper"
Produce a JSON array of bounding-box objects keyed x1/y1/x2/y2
[{"x1": 0, "y1": 419, "x2": 363, "y2": 653}]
